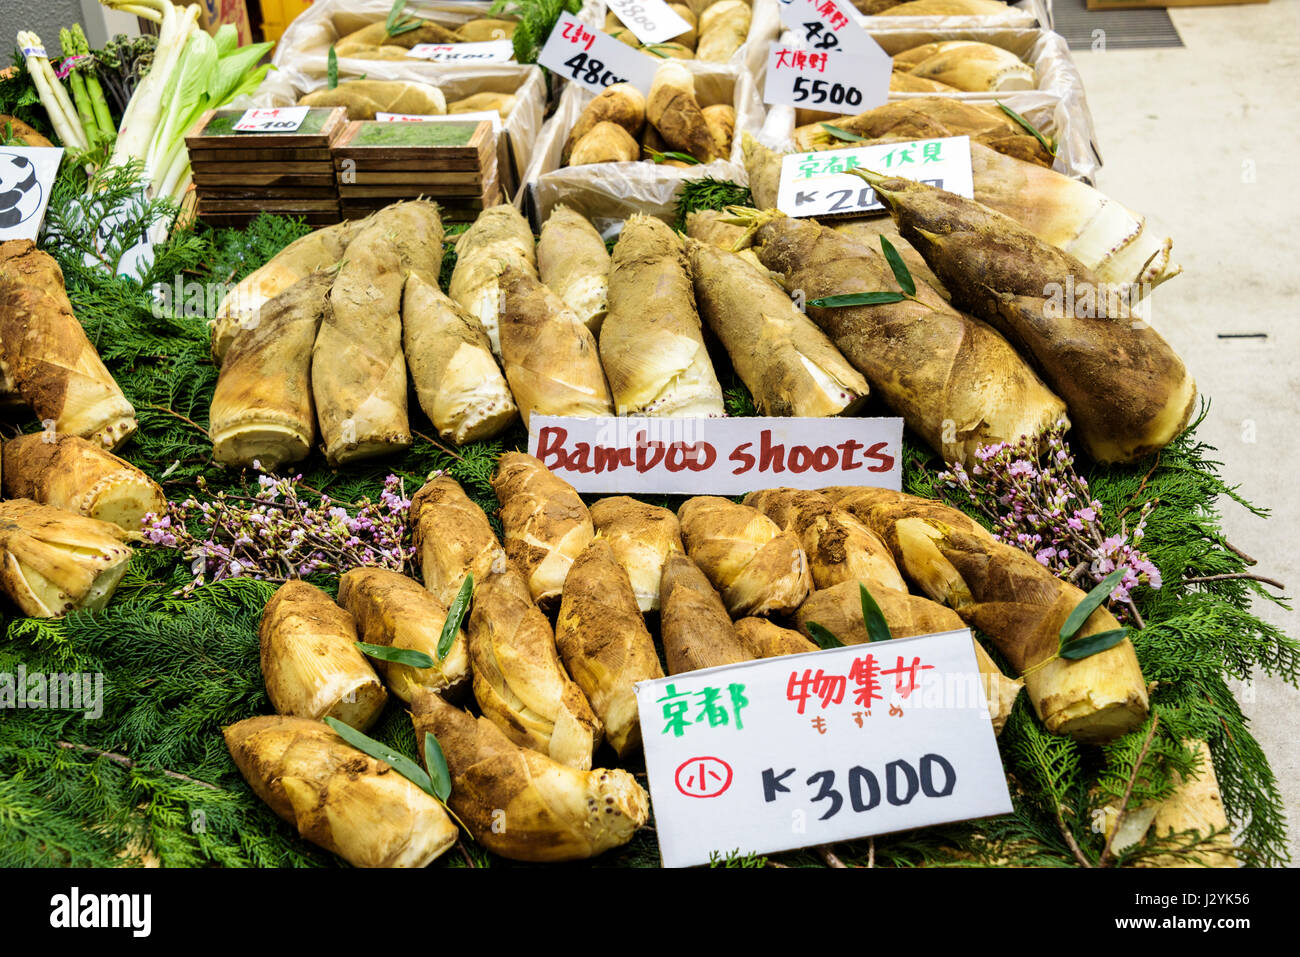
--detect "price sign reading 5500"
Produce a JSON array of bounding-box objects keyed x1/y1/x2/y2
[
  {"x1": 763, "y1": 44, "x2": 889, "y2": 114},
  {"x1": 792, "y1": 76, "x2": 862, "y2": 107},
  {"x1": 538, "y1": 12, "x2": 659, "y2": 95}
]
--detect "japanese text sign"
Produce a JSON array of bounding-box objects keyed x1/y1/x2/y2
[
  {"x1": 776, "y1": 0, "x2": 878, "y2": 57},
  {"x1": 537, "y1": 13, "x2": 659, "y2": 95},
  {"x1": 635, "y1": 629, "x2": 1013, "y2": 867},
  {"x1": 528, "y1": 415, "x2": 903, "y2": 494},
  {"x1": 603, "y1": 0, "x2": 693, "y2": 44},
  {"x1": 406, "y1": 40, "x2": 515, "y2": 62},
  {"x1": 777, "y1": 135, "x2": 974, "y2": 218},
  {"x1": 233, "y1": 107, "x2": 309, "y2": 132},
  {"x1": 763, "y1": 43, "x2": 890, "y2": 113},
  {"x1": 376, "y1": 111, "x2": 502, "y2": 132}
]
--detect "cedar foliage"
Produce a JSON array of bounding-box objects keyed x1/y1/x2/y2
[{"x1": 0, "y1": 170, "x2": 1293, "y2": 869}]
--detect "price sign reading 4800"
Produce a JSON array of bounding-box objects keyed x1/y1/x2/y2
[
  {"x1": 538, "y1": 12, "x2": 659, "y2": 95},
  {"x1": 635, "y1": 628, "x2": 1013, "y2": 867}
]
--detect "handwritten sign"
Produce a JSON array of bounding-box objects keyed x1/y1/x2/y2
[
  {"x1": 406, "y1": 40, "x2": 515, "y2": 62},
  {"x1": 376, "y1": 110, "x2": 502, "y2": 132},
  {"x1": 776, "y1": 0, "x2": 879, "y2": 57},
  {"x1": 537, "y1": 12, "x2": 659, "y2": 95},
  {"x1": 776, "y1": 135, "x2": 974, "y2": 218},
  {"x1": 635, "y1": 629, "x2": 1014, "y2": 868},
  {"x1": 527, "y1": 415, "x2": 902, "y2": 494},
  {"x1": 233, "y1": 106, "x2": 309, "y2": 133},
  {"x1": 0, "y1": 147, "x2": 62, "y2": 242},
  {"x1": 604, "y1": 0, "x2": 693, "y2": 44},
  {"x1": 763, "y1": 44, "x2": 890, "y2": 113}
]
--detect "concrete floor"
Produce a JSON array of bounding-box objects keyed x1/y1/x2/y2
[{"x1": 1073, "y1": 0, "x2": 1300, "y2": 864}]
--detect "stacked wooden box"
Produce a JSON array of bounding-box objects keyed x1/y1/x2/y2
[
  {"x1": 186, "y1": 107, "x2": 348, "y2": 227},
  {"x1": 332, "y1": 119, "x2": 500, "y2": 224}
]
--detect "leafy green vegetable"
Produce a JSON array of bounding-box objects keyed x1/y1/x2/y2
[
  {"x1": 859, "y1": 585, "x2": 892, "y2": 643},
  {"x1": 492, "y1": 0, "x2": 582, "y2": 64},
  {"x1": 996, "y1": 100, "x2": 1057, "y2": 157},
  {"x1": 1059, "y1": 567, "x2": 1127, "y2": 647},
  {"x1": 324, "y1": 717, "x2": 436, "y2": 797},
  {"x1": 423, "y1": 732, "x2": 452, "y2": 802},
  {"x1": 645, "y1": 146, "x2": 701, "y2": 165},
  {"x1": 809, "y1": 292, "x2": 906, "y2": 308},
  {"x1": 805, "y1": 621, "x2": 844, "y2": 649},
  {"x1": 439, "y1": 574, "x2": 473, "y2": 659},
  {"x1": 386, "y1": 0, "x2": 423, "y2": 37},
  {"x1": 673, "y1": 176, "x2": 753, "y2": 230},
  {"x1": 819, "y1": 122, "x2": 869, "y2": 143},
  {"x1": 355, "y1": 641, "x2": 436, "y2": 668},
  {"x1": 879, "y1": 236, "x2": 915, "y2": 297},
  {"x1": 1060, "y1": 628, "x2": 1129, "y2": 661}
]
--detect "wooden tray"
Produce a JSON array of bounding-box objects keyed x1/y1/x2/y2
[{"x1": 184, "y1": 107, "x2": 349, "y2": 151}]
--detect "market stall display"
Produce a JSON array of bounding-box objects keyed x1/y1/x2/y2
[{"x1": 0, "y1": 0, "x2": 1293, "y2": 876}]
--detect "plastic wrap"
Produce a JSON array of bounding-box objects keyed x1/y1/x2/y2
[
  {"x1": 521, "y1": 65, "x2": 765, "y2": 232},
  {"x1": 755, "y1": 26, "x2": 1100, "y2": 182},
  {"x1": 593, "y1": 0, "x2": 782, "y2": 77},
  {"x1": 850, "y1": 0, "x2": 1050, "y2": 30}
]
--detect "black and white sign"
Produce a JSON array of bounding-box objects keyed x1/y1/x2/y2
[
  {"x1": 0, "y1": 147, "x2": 62, "y2": 241},
  {"x1": 537, "y1": 13, "x2": 659, "y2": 95}
]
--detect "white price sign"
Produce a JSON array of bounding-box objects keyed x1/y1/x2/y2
[
  {"x1": 376, "y1": 110, "x2": 502, "y2": 132},
  {"x1": 604, "y1": 0, "x2": 692, "y2": 44},
  {"x1": 763, "y1": 44, "x2": 890, "y2": 114},
  {"x1": 776, "y1": 135, "x2": 975, "y2": 218},
  {"x1": 537, "y1": 12, "x2": 659, "y2": 95},
  {"x1": 406, "y1": 40, "x2": 515, "y2": 62},
  {"x1": 635, "y1": 629, "x2": 1014, "y2": 868},
  {"x1": 777, "y1": 0, "x2": 879, "y2": 57},
  {"x1": 0, "y1": 147, "x2": 62, "y2": 243},
  {"x1": 233, "y1": 107, "x2": 309, "y2": 133},
  {"x1": 528, "y1": 415, "x2": 903, "y2": 495}
]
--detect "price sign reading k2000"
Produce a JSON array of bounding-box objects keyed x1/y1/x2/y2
[
  {"x1": 635, "y1": 629, "x2": 1013, "y2": 867},
  {"x1": 763, "y1": 45, "x2": 890, "y2": 114},
  {"x1": 776, "y1": 136, "x2": 975, "y2": 218},
  {"x1": 537, "y1": 12, "x2": 659, "y2": 95}
]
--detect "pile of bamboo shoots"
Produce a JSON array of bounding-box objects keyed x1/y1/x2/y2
[
  {"x1": 605, "y1": 0, "x2": 752, "y2": 63},
  {"x1": 0, "y1": 240, "x2": 157, "y2": 618},
  {"x1": 562, "y1": 66, "x2": 735, "y2": 168},
  {"x1": 227, "y1": 446, "x2": 1229, "y2": 867}
]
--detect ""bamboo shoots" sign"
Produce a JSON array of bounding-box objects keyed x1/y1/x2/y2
[{"x1": 527, "y1": 415, "x2": 903, "y2": 494}]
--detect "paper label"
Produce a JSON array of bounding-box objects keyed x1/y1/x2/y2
[
  {"x1": 0, "y1": 147, "x2": 62, "y2": 243},
  {"x1": 19, "y1": 44, "x2": 47, "y2": 59},
  {"x1": 635, "y1": 629, "x2": 1014, "y2": 868},
  {"x1": 232, "y1": 106, "x2": 309, "y2": 133},
  {"x1": 376, "y1": 110, "x2": 502, "y2": 132},
  {"x1": 604, "y1": 0, "x2": 693, "y2": 44},
  {"x1": 763, "y1": 44, "x2": 890, "y2": 113},
  {"x1": 537, "y1": 13, "x2": 659, "y2": 95},
  {"x1": 776, "y1": 135, "x2": 974, "y2": 218},
  {"x1": 527, "y1": 415, "x2": 903, "y2": 494},
  {"x1": 776, "y1": 0, "x2": 879, "y2": 57},
  {"x1": 406, "y1": 40, "x2": 515, "y2": 62}
]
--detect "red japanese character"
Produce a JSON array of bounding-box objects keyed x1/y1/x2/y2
[
  {"x1": 793, "y1": 50, "x2": 808, "y2": 70},
  {"x1": 787, "y1": 668, "x2": 846, "y2": 713},
  {"x1": 880, "y1": 655, "x2": 934, "y2": 699},
  {"x1": 849, "y1": 654, "x2": 882, "y2": 709},
  {"x1": 809, "y1": 52, "x2": 828, "y2": 72},
  {"x1": 775, "y1": 48, "x2": 792, "y2": 69}
]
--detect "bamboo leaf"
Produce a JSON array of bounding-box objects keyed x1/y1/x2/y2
[
  {"x1": 879, "y1": 235, "x2": 915, "y2": 297},
  {"x1": 809, "y1": 292, "x2": 906, "y2": 308},
  {"x1": 424, "y1": 732, "x2": 452, "y2": 802},
  {"x1": 354, "y1": 641, "x2": 435, "y2": 669},
  {"x1": 805, "y1": 621, "x2": 844, "y2": 649},
  {"x1": 324, "y1": 717, "x2": 435, "y2": 797},
  {"x1": 819, "y1": 122, "x2": 869, "y2": 143},
  {"x1": 645, "y1": 146, "x2": 701, "y2": 165},
  {"x1": 859, "y1": 584, "x2": 892, "y2": 643},
  {"x1": 386, "y1": 0, "x2": 421, "y2": 36},
  {"x1": 995, "y1": 100, "x2": 1056, "y2": 157},
  {"x1": 1059, "y1": 567, "x2": 1128, "y2": 646},
  {"x1": 1060, "y1": 627, "x2": 1129, "y2": 660},
  {"x1": 326, "y1": 47, "x2": 338, "y2": 90},
  {"x1": 439, "y1": 573, "x2": 473, "y2": 659}
]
